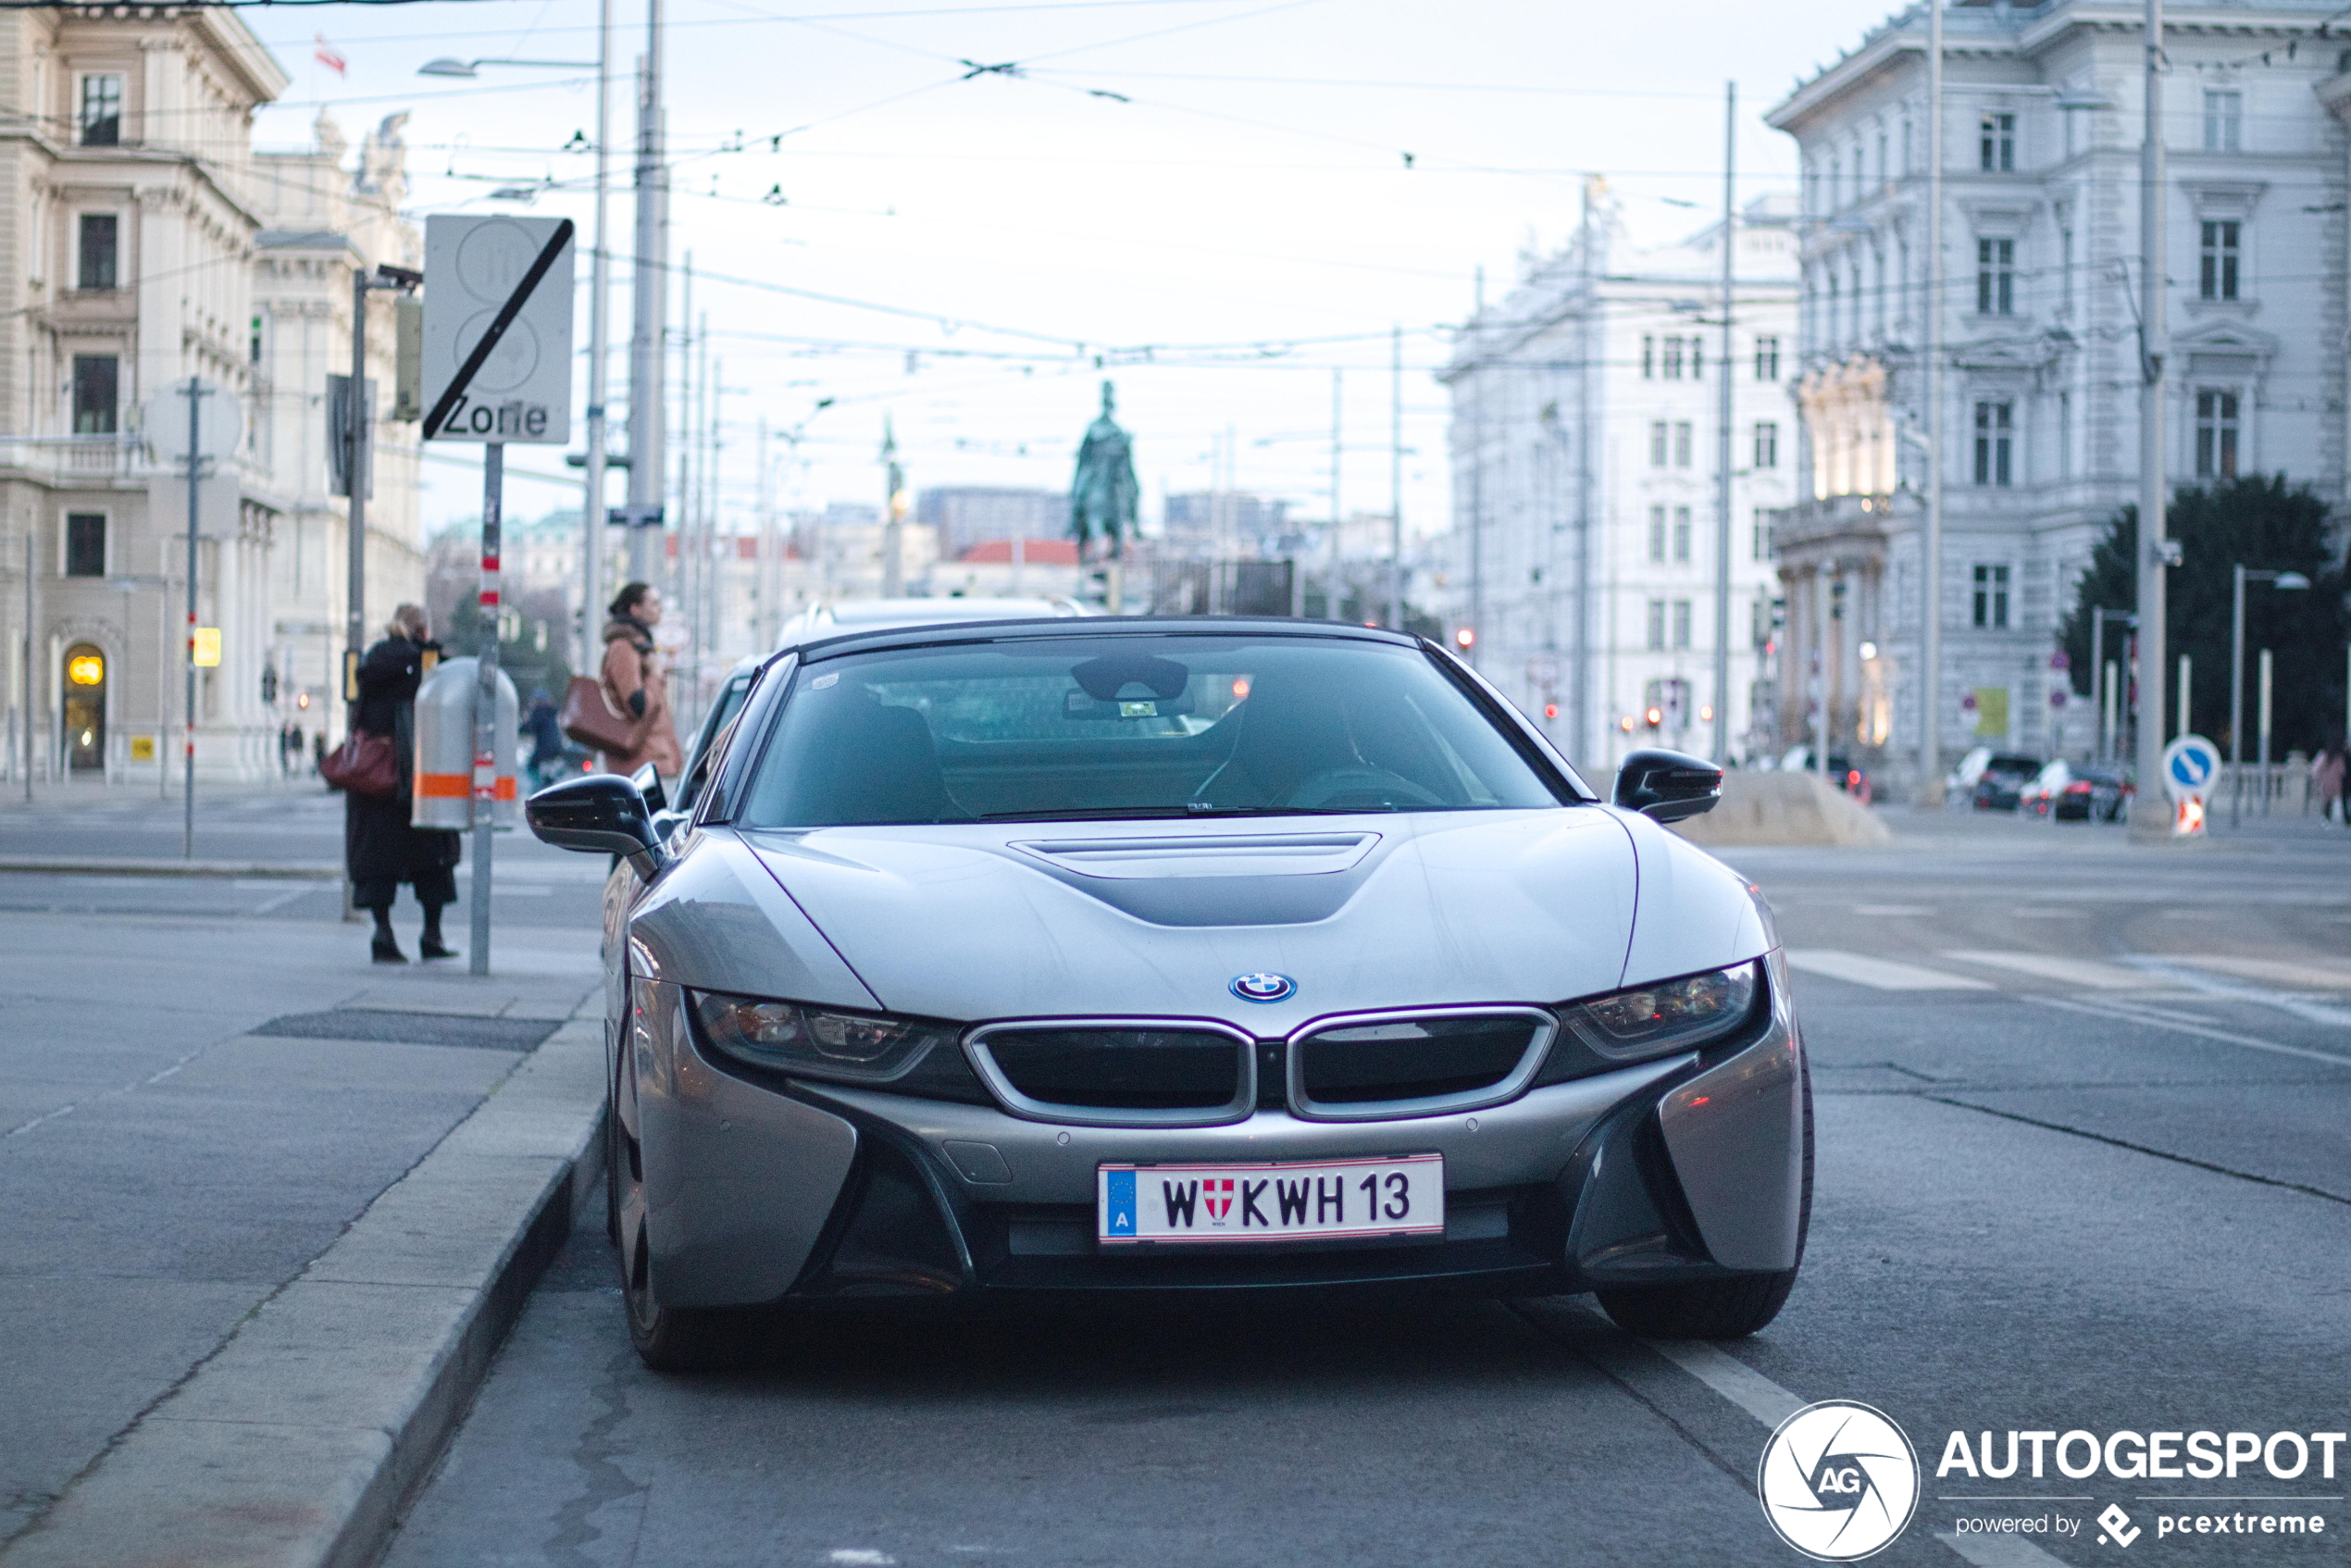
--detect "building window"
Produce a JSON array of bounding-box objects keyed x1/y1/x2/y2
[
  {"x1": 2203, "y1": 89, "x2": 2243, "y2": 152},
  {"x1": 1972, "y1": 400, "x2": 2013, "y2": 487},
  {"x1": 1646, "y1": 599, "x2": 1667, "y2": 652},
  {"x1": 77, "y1": 214, "x2": 118, "y2": 292},
  {"x1": 1976, "y1": 238, "x2": 2014, "y2": 315},
  {"x1": 1641, "y1": 336, "x2": 1655, "y2": 379},
  {"x1": 1755, "y1": 337, "x2": 1780, "y2": 380},
  {"x1": 1673, "y1": 506, "x2": 1693, "y2": 564},
  {"x1": 1972, "y1": 564, "x2": 2010, "y2": 629},
  {"x1": 1689, "y1": 340, "x2": 1704, "y2": 380},
  {"x1": 70, "y1": 355, "x2": 118, "y2": 434},
  {"x1": 1661, "y1": 338, "x2": 1684, "y2": 380},
  {"x1": 80, "y1": 74, "x2": 122, "y2": 146},
  {"x1": 2199, "y1": 220, "x2": 2240, "y2": 301},
  {"x1": 1673, "y1": 421, "x2": 1693, "y2": 467},
  {"x1": 2196, "y1": 389, "x2": 2240, "y2": 478},
  {"x1": 2058, "y1": 391, "x2": 2072, "y2": 479},
  {"x1": 1754, "y1": 421, "x2": 1780, "y2": 468},
  {"x1": 1649, "y1": 421, "x2": 1669, "y2": 467},
  {"x1": 1979, "y1": 111, "x2": 2015, "y2": 172},
  {"x1": 1830, "y1": 157, "x2": 1842, "y2": 208},
  {"x1": 1648, "y1": 505, "x2": 1668, "y2": 564},
  {"x1": 65, "y1": 514, "x2": 106, "y2": 578},
  {"x1": 1671, "y1": 600, "x2": 1694, "y2": 651},
  {"x1": 1752, "y1": 507, "x2": 1771, "y2": 562},
  {"x1": 2060, "y1": 227, "x2": 2074, "y2": 315}
]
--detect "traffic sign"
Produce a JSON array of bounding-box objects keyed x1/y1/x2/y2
[
  {"x1": 2161, "y1": 734, "x2": 2220, "y2": 802},
  {"x1": 420, "y1": 216, "x2": 576, "y2": 444}
]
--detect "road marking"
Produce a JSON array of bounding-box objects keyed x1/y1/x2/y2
[
  {"x1": 1785, "y1": 950, "x2": 1993, "y2": 990},
  {"x1": 1941, "y1": 951, "x2": 2151, "y2": 990},
  {"x1": 2159, "y1": 953, "x2": 2351, "y2": 992},
  {"x1": 1853, "y1": 903, "x2": 1936, "y2": 916},
  {"x1": 2027, "y1": 995, "x2": 2351, "y2": 1068},
  {"x1": 1564, "y1": 1304, "x2": 2066, "y2": 1567},
  {"x1": 2120, "y1": 959, "x2": 2351, "y2": 1028},
  {"x1": 249, "y1": 887, "x2": 312, "y2": 915},
  {"x1": 1637, "y1": 1338, "x2": 1803, "y2": 1428}
]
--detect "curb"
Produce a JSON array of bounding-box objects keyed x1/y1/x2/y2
[
  {"x1": 0, "y1": 857, "x2": 342, "y2": 879},
  {"x1": 0, "y1": 1005, "x2": 606, "y2": 1568}
]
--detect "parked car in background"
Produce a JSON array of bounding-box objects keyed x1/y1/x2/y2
[
  {"x1": 2021, "y1": 761, "x2": 2132, "y2": 822},
  {"x1": 1777, "y1": 746, "x2": 1872, "y2": 803},
  {"x1": 1971, "y1": 754, "x2": 2043, "y2": 812}
]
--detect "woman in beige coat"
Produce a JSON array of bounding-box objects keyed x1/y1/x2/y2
[{"x1": 598, "y1": 582, "x2": 684, "y2": 779}]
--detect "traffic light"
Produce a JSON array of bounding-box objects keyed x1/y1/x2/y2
[
  {"x1": 260, "y1": 665, "x2": 279, "y2": 704},
  {"x1": 1454, "y1": 627, "x2": 1475, "y2": 650}
]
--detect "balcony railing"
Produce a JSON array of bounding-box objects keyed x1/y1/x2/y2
[{"x1": 0, "y1": 435, "x2": 143, "y2": 482}]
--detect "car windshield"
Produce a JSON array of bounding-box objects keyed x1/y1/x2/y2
[{"x1": 734, "y1": 634, "x2": 1563, "y2": 828}]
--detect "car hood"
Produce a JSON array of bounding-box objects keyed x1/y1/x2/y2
[{"x1": 721, "y1": 807, "x2": 1767, "y2": 1033}]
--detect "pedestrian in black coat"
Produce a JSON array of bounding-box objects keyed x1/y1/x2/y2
[{"x1": 346, "y1": 604, "x2": 462, "y2": 963}]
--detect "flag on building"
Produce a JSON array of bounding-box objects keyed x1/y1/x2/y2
[{"x1": 314, "y1": 33, "x2": 347, "y2": 76}]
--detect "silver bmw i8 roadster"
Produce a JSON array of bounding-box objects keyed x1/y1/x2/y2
[{"x1": 527, "y1": 616, "x2": 1809, "y2": 1368}]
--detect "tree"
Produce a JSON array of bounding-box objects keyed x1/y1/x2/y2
[{"x1": 2059, "y1": 476, "x2": 2348, "y2": 754}]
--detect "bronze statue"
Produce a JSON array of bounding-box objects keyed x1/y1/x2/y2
[{"x1": 1069, "y1": 380, "x2": 1138, "y2": 559}]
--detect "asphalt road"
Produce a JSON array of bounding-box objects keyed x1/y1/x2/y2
[{"x1": 379, "y1": 812, "x2": 2351, "y2": 1568}]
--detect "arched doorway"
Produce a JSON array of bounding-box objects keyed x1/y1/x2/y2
[{"x1": 63, "y1": 644, "x2": 106, "y2": 771}]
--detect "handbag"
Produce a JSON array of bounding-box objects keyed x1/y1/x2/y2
[
  {"x1": 560, "y1": 673, "x2": 639, "y2": 755},
  {"x1": 320, "y1": 728, "x2": 401, "y2": 801}
]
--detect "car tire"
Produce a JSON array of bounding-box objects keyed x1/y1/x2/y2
[
  {"x1": 611, "y1": 1051, "x2": 749, "y2": 1372},
  {"x1": 1596, "y1": 1057, "x2": 1814, "y2": 1340}
]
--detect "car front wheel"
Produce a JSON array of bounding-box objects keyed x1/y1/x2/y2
[
  {"x1": 1596, "y1": 1059, "x2": 1813, "y2": 1340},
  {"x1": 613, "y1": 1049, "x2": 743, "y2": 1372}
]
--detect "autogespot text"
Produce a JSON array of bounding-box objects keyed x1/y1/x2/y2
[{"x1": 1937, "y1": 1429, "x2": 2347, "y2": 1480}]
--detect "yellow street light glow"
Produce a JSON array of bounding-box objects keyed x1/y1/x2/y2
[
  {"x1": 68, "y1": 654, "x2": 105, "y2": 686},
  {"x1": 193, "y1": 628, "x2": 221, "y2": 667}
]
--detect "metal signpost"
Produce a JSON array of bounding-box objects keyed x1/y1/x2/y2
[
  {"x1": 420, "y1": 215, "x2": 578, "y2": 977},
  {"x1": 143, "y1": 379, "x2": 239, "y2": 858}
]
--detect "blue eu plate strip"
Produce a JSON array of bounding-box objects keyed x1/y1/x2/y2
[{"x1": 1103, "y1": 1168, "x2": 1137, "y2": 1237}]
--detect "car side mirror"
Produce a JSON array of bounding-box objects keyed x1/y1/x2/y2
[
  {"x1": 1613, "y1": 748, "x2": 1723, "y2": 824},
  {"x1": 630, "y1": 763, "x2": 667, "y2": 815},
  {"x1": 527, "y1": 773, "x2": 669, "y2": 879}
]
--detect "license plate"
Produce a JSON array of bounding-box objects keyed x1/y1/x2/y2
[{"x1": 1097, "y1": 1154, "x2": 1444, "y2": 1245}]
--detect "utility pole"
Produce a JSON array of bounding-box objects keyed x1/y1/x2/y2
[
  {"x1": 1327, "y1": 368, "x2": 1342, "y2": 619},
  {"x1": 182, "y1": 377, "x2": 209, "y2": 858},
  {"x1": 1574, "y1": 177, "x2": 1597, "y2": 765},
  {"x1": 1918, "y1": 0, "x2": 1947, "y2": 804},
  {"x1": 1711, "y1": 80, "x2": 1737, "y2": 765},
  {"x1": 2130, "y1": 0, "x2": 2173, "y2": 840},
  {"x1": 673, "y1": 255, "x2": 693, "y2": 613},
  {"x1": 580, "y1": 0, "x2": 615, "y2": 670},
  {"x1": 881, "y1": 417, "x2": 904, "y2": 597},
  {"x1": 1387, "y1": 323, "x2": 1403, "y2": 632},
  {"x1": 624, "y1": 1, "x2": 668, "y2": 587}
]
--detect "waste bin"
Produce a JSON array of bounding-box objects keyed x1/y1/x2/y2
[{"x1": 412, "y1": 655, "x2": 519, "y2": 829}]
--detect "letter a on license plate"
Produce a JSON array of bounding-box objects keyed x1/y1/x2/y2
[{"x1": 1097, "y1": 1154, "x2": 1444, "y2": 1244}]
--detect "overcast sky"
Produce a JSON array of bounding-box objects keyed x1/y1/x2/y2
[{"x1": 250, "y1": 0, "x2": 1904, "y2": 541}]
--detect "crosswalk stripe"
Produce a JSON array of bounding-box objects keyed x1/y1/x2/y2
[
  {"x1": 1785, "y1": 950, "x2": 1994, "y2": 990},
  {"x1": 1941, "y1": 951, "x2": 2151, "y2": 990},
  {"x1": 2163, "y1": 953, "x2": 2351, "y2": 991}
]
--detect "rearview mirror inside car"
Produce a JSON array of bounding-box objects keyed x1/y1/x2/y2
[
  {"x1": 527, "y1": 773, "x2": 669, "y2": 878},
  {"x1": 1612, "y1": 748, "x2": 1724, "y2": 824}
]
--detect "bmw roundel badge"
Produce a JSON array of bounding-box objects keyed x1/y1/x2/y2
[{"x1": 1230, "y1": 973, "x2": 1296, "y2": 1003}]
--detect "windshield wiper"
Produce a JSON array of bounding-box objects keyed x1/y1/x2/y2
[{"x1": 977, "y1": 806, "x2": 1200, "y2": 822}]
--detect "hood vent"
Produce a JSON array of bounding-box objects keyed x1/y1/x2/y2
[{"x1": 1012, "y1": 832, "x2": 1378, "y2": 881}]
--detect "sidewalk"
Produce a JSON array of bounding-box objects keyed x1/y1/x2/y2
[{"x1": 0, "y1": 894, "x2": 605, "y2": 1566}]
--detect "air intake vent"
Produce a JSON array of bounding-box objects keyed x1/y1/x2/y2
[{"x1": 967, "y1": 1023, "x2": 1254, "y2": 1126}]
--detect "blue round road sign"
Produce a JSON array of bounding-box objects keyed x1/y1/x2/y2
[{"x1": 2161, "y1": 735, "x2": 2220, "y2": 802}]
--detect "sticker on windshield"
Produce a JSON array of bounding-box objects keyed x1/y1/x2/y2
[{"x1": 809, "y1": 672, "x2": 839, "y2": 690}]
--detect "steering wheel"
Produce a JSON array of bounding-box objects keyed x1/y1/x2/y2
[{"x1": 1283, "y1": 765, "x2": 1445, "y2": 811}]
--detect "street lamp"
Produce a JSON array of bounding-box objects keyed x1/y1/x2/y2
[
  {"x1": 2230, "y1": 565, "x2": 2310, "y2": 826},
  {"x1": 417, "y1": 57, "x2": 596, "y2": 77}
]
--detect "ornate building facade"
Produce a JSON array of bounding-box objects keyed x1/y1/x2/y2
[{"x1": 1765, "y1": 0, "x2": 2349, "y2": 783}]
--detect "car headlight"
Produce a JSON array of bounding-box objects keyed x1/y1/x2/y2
[
  {"x1": 1560, "y1": 962, "x2": 1761, "y2": 1063},
  {"x1": 690, "y1": 990, "x2": 956, "y2": 1086}
]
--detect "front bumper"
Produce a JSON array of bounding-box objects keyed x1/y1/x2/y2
[{"x1": 631, "y1": 951, "x2": 1805, "y2": 1308}]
